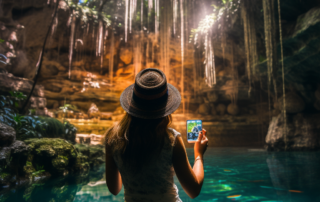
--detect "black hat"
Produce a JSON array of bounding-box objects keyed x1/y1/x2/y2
[{"x1": 120, "y1": 68, "x2": 181, "y2": 119}]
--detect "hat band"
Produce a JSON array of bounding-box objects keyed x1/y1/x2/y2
[
  {"x1": 133, "y1": 87, "x2": 168, "y2": 100},
  {"x1": 132, "y1": 89, "x2": 168, "y2": 105}
]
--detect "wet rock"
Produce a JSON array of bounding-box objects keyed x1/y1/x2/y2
[
  {"x1": 88, "y1": 103, "x2": 101, "y2": 118},
  {"x1": 265, "y1": 113, "x2": 320, "y2": 151},
  {"x1": 198, "y1": 103, "x2": 211, "y2": 115},
  {"x1": 74, "y1": 144, "x2": 105, "y2": 167},
  {"x1": 227, "y1": 103, "x2": 239, "y2": 115},
  {"x1": 278, "y1": 92, "x2": 305, "y2": 114},
  {"x1": 24, "y1": 138, "x2": 77, "y2": 175},
  {"x1": 0, "y1": 123, "x2": 16, "y2": 147},
  {"x1": 216, "y1": 104, "x2": 226, "y2": 115},
  {"x1": 207, "y1": 92, "x2": 218, "y2": 102},
  {"x1": 0, "y1": 73, "x2": 45, "y2": 97}
]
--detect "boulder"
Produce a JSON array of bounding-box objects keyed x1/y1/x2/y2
[
  {"x1": 265, "y1": 114, "x2": 320, "y2": 151},
  {"x1": 207, "y1": 92, "x2": 218, "y2": 102},
  {"x1": 24, "y1": 138, "x2": 77, "y2": 174},
  {"x1": 198, "y1": 103, "x2": 211, "y2": 115},
  {"x1": 74, "y1": 144, "x2": 105, "y2": 167},
  {"x1": 88, "y1": 103, "x2": 101, "y2": 118},
  {"x1": 0, "y1": 123, "x2": 16, "y2": 147},
  {"x1": 227, "y1": 103, "x2": 239, "y2": 115},
  {"x1": 278, "y1": 92, "x2": 305, "y2": 113},
  {"x1": 216, "y1": 104, "x2": 226, "y2": 115}
]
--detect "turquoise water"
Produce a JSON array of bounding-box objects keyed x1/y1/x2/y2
[{"x1": 1, "y1": 148, "x2": 320, "y2": 202}]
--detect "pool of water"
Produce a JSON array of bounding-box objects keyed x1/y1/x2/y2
[{"x1": 1, "y1": 148, "x2": 320, "y2": 202}]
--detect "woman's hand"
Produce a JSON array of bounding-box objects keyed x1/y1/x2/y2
[{"x1": 194, "y1": 129, "x2": 208, "y2": 159}]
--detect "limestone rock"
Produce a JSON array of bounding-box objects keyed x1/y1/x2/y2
[
  {"x1": 266, "y1": 114, "x2": 320, "y2": 151},
  {"x1": 278, "y1": 92, "x2": 305, "y2": 113},
  {"x1": 227, "y1": 104, "x2": 239, "y2": 115},
  {"x1": 24, "y1": 138, "x2": 77, "y2": 174},
  {"x1": 120, "y1": 48, "x2": 133, "y2": 64},
  {"x1": 74, "y1": 144, "x2": 105, "y2": 167},
  {"x1": 198, "y1": 103, "x2": 211, "y2": 115},
  {"x1": 0, "y1": 123, "x2": 16, "y2": 147},
  {"x1": 216, "y1": 104, "x2": 226, "y2": 115},
  {"x1": 88, "y1": 103, "x2": 101, "y2": 118},
  {"x1": 207, "y1": 92, "x2": 218, "y2": 102},
  {"x1": 0, "y1": 73, "x2": 44, "y2": 97}
]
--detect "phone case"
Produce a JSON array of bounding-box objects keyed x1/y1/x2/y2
[{"x1": 186, "y1": 120, "x2": 202, "y2": 143}]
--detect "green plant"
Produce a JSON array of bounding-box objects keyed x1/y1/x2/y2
[
  {"x1": 31, "y1": 170, "x2": 45, "y2": 176},
  {"x1": 13, "y1": 114, "x2": 24, "y2": 130},
  {"x1": 17, "y1": 116, "x2": 48, "y2": 139},
  {"x1": 35, "y1": 164, "x2": 44, "y2": 171},
  {"x1": 63, "y1": 120, "x2": 77, "y2": 143},
  {"x1": 29, "y1": 109, "x2": 36, "y2": 116},
  {"x1": 9, "y1": 91, "x2": 27, "y2": 108},
  {"x1": 59, "y1": 104, "x2": 80, "y2": 112},
  {"x1": 0, "y1": 95, "x2": 18, "y2": 127}
]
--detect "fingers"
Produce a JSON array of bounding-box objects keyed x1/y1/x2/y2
[
  {"x1": 201, "y1": 137, "x2": 208, "y2": 144},
  {"x1": 202, "y1": 129, "x2": 207, "y2": 136},
  {"x1": 197, "y1": 131, "x2": 203, "y2": 142}
]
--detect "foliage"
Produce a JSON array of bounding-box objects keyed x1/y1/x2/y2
[
  {"x1": 0, "y1": 92, "x2": 26, "y2": 128},
  {"x1": 64, "y1": 0, "x2": 111, "y2": 25},
  {"x1": 0, "y1": 92, "x2": 77, "y2": 141},
  {"x1": 59, "y1": 104, "x2": 80, "y2": 112},
  {"x1": 29, "y1": 108, "x2": 36, "y2": 115},
  {"x1": 63, "y1": 120, "x2": 77, "y2": 143},
  {"x1": 0, "y1": 38, "x2": 4, "y2": 43},
  {"x1": 31, "y1": 170, "x2": 45, "y2": 176},
  {"x1": 190, "y1": 0, "x2": 240, "y2": 40},
  {"x1": 17, "y1": 116, "x2": 48, "y2": 139}
]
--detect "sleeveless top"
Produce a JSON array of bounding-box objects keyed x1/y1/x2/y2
[{"x1": 113, "y1": 128, "x2": 183, "y2": 202}]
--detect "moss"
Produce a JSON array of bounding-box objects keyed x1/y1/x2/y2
[
  {"x1": 0, "y1": 172, "x2": 10, "y2": 179},
  {"x1": 24, "y1": 165, "x2": 36, "y2": 175},
  {"x1": 26, "y1": 161, "x2": 32, "y2": 166}
]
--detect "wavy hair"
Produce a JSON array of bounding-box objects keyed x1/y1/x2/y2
[{"x1": 105, "y1": 113, "x2": 174, "y2": 171}]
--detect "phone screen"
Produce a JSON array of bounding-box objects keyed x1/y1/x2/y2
[{"x1": 187, "y1": 120, "x2": 202, "y2": 143}]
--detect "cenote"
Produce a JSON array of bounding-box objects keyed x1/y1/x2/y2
[{"x1": 1, "y1": 0, "x2": 320, "y2": 201}]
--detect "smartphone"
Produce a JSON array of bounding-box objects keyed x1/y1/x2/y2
[{"x1": 187, "y1": 120, "x2": 202, "y2": 143}]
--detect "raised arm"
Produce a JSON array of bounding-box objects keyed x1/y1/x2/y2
[
  {"x1": 172, "y1": 130, "x2": 208, "y2": 199},
  {"x1": 105, "y1": 144, "x2": 122, "y2": 195}
]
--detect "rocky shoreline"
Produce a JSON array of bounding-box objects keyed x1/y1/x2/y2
[{"x1": 0, "y1": 123, "x2": 105, "y2": 191}]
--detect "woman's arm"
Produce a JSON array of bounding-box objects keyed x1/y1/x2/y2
[
  {"x1": 105, "y1": 144, "x2": 122, "y2": 195},
  {"x1": 172, "y1": 130, "x2": 208, "y2": 199}
]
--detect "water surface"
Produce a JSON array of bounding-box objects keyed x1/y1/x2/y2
[{"x1": 1, "y1": 148, "x2": 320, "y2": 202}]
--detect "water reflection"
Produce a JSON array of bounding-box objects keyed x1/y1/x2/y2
[{"x1": 1, "y1": 148, "x2": 320, "y2": 202}]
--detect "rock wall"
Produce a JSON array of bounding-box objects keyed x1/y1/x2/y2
[
  {"x1": 265, "y1": 113, "x2": 320, "y2": 151},
  {"x1": 0, "y1": 122, "x2": 105, "y2": 190}
]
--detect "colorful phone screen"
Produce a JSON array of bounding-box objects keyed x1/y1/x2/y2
[{"x1": 187, "y1": 120, "x2": 202, "y2": 143}]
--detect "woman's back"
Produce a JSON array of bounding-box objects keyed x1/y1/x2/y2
[{"x1": 112, "y1": 128, "x2": 182, "y2": 202}]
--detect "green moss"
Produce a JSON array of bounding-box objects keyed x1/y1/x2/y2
[
  {"x1": 26, "y1": 161, "x2": 32, "y2": 166},
  {"x1": 24, "y1": 165, "x2": 36, "y2": 175},
  {"x1": 0, "y1": 172, "x2": 10, "y2": 179},
  {"x1": 58, "y1": 155, "x2": 69, "y2": 161}
]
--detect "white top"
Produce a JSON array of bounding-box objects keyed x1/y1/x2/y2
[{"x1": 113, "y1": 128, "x2": 183, "y2": 202}]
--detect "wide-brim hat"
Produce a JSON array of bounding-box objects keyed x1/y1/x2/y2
[{"x1": 120, "y1": 68, "x2": 181, "y2": 119}]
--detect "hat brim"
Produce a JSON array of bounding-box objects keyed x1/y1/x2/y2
[{"x1": 120, "y1": 83, "x2": 181, "y2": 119}]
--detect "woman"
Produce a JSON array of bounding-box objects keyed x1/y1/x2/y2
[{"x1": 105, "y1": 68, "x2": 208, "y2": 201}]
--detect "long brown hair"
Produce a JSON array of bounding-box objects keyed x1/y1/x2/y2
[{"x1": 105, "y1": 113, "x2": 174, "y2": 172}]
